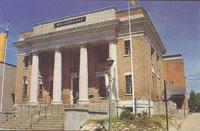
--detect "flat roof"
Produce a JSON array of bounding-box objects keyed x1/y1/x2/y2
[
  {"x1": 0, "y1": 62, "x2": 17, "y2": 67},
  {"x1": 34, "y1": 6, "x2": 116, "y2": 26},
  {"x1": 163, "y1": 54, "x2": 182, "y2": 59}
]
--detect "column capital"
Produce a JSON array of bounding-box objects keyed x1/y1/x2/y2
[
  {"x1": 80, "y1": 44, "x2": 88, "y2": 48},
  {"x1": 31, "y1": 51, "x2": 39, "y2": 56},
  {"x1": 52, "y1": 47, "x2": 62, "y2": 52},
  {"x1": 108, "y1": 40, "x2": 117, "y2": 44}
]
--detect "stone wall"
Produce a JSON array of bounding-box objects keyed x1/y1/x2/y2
[
  {"x1": 64, "y1": 108, "x2": 107, "y2": 130},
  {"x1": 154, "y1": 101, "x2": 187, "y2": 119}
]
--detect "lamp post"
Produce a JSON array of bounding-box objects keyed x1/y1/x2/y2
[
  {"x1": 106, "y1": 57, "x2": 114, "y2": 131},
  {"x1": 22, "y1": 76, "x2": 27, "y2": 103}
]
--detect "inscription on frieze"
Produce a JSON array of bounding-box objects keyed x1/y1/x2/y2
[{"x1": 54, "y1": 16, "x2": 86, "y2": 28}]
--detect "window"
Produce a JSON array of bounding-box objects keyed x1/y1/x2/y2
[
  {"x1": 125, "y1": 40, "x2": 131, "y2": 55},
  {"x1": 151, "y1": 47, "x2": 154, "y2": 63},
  {"x1": 50, "y1": 81, "x2": 53, "y2": 99},
  {"x1": 23, "y1": 83, "x2": 28, "y2": 99},
  {"x1": 39, "y1": 84, "x2": 43, "y2": 99},
  {"x1": 126, "y1": 75, "x2": 132, "y2": 94},
  {"x1": 24, "y1": 56, "x2": 29, "y2": 68},
  {"x1": 98, "y1": 77, "x2": 106, "y2": 97}
]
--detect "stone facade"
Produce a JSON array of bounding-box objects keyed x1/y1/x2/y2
[
  {"x1": 12, "y1": 6, "x2": 187, "y2": 113},
  {"x1": 0, "y1": 62, "x2": 16, "y2": 111}
]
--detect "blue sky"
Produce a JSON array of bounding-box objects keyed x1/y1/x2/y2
[{"x1": 0, "y1": 0, "x2": 199, "y2": 95}]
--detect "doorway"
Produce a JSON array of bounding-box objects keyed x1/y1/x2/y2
[{"x1": 71, "y1": 78, "x2": 79, "y2": 104}]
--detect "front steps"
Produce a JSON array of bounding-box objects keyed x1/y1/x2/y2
[{"x1": 0, "y1": 104, "x2": 65, "y2": 130}]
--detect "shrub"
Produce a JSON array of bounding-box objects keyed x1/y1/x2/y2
[{"x1": 120, "y1": 107, "x2": 135, "y2": 120}]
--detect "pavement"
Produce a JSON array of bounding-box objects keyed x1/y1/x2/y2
[{"x1": 178, "y1": 113, "x2": 200, "y2": 131}]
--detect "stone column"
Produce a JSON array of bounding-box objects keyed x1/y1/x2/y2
[
  {"x1": 78, "y1": 45, "x2": 89, "y2": 104},
  {"x1": 52, "y1": 49, "x2": 63, "y2": 104},
  {"x1": 29, "y1": 52, "x2": 39, "y2": 105},
  {"x1": 109, "y1": 40, "x2": 119, "y2": 100}
]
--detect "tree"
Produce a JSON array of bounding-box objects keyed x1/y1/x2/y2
[{"x1": 188, "y1": 90, "x2": 199, "y2": 112}]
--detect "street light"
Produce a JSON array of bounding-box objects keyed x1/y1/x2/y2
[{"x1": 106, "y1": 57, "x2": 114, "y2": 131}]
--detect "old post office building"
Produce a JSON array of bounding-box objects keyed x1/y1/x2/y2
[{"x1": 13, "y1": 6, "x2": 167, "y2": 111}]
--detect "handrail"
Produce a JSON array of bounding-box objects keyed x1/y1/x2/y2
[
  {"x1": 69, "y1": 96, "x2": 79, "y2": 108},
  {"x1": 29, "y1": 104, "x2": 50, "y2": 128}
]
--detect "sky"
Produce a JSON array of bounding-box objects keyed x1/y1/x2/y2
[{"x1": 0, "y1": 0, "x2": 199, "y2": 96}]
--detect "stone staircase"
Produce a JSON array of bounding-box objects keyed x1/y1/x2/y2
[{"x1": 0, "y1": 104, "x2": 65, "y2": 130}]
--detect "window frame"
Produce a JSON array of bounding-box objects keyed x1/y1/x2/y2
[
  {"x1": 124, "y1": 40, "x2": 131, "y2": 56},
  {"x1": 125, "y1": 75, "x2": 132, "y2": 95}
]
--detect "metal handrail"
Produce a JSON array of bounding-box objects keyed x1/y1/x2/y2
[
  {"x1": 69, "y1": 95, "x2": 79, "y2": 108},
  {"x1": 29, "y1": 104, "x2": 50, "y2": 128}
]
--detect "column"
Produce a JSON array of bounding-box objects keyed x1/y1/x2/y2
[
  {"x1": 29, "y1": 52, "x2": 39, "y2": 105},
  {"x1": 109, "y1": 40, "x2": 119, "y2": 100},
  {"x1": 78, "y1": 45, "x2": 89, "y2": 104},
  {"x1": 52, "y1": 49, "x2": 63, "y2": 104}
]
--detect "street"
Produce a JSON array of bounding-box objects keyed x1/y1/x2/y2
[{"x1": 179, "y1": 113, "x2": 200, "y2": 131}]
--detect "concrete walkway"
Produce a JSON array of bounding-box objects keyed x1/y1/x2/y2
[{"x1": 179, "y1": 113, "x2": 200, "y2": 131}]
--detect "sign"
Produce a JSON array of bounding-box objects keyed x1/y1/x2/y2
[
  {"x1": 165, "y1": 81, "x2": 174, "y2": 85},
  {"x1": 54, "y1": 16, "x2": 86, "y2": 28}
]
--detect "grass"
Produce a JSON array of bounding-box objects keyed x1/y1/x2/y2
[{"x1": 85, "y1": 114, "x2": 167, "y2": 130}]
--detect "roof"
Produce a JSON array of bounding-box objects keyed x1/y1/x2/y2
[
  {"x1": 161, "y1": 87, "x2": 185, "y2": 100},
  {"x1": 34, "y1": 6, "x2": 116, "y2": 26},
  {"x1": 0, "y1": 62, "x2": 17, "y2": 67},
  {"x1": 163, "y1": 54, "x2": 182, "y2": 59}
]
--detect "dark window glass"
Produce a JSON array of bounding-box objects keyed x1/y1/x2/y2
[
  {"x1": 98, "y1": 77, "x2": 106, "y2": 97},
  {"x1": 39, "y1": 84, "x2": 43, "y2": 99},
  {"x1": 126, "y1": 75, "x2": 132, "y2": 94},
  {"x1": 126, "y1": 107, "x2": 133, "y2": 112},
  {"x1": 24, "y1": 56, "x2": 29, "y2": 68},
  {"x1": 23, "y1": 84, "x2": 28, "y2": 99},
  {"x1": 50, "y1": 81, "x2": 53, "y2": 99},
  {"x1": 125, "y1": 40, "x2": 131, "y2": 55}
]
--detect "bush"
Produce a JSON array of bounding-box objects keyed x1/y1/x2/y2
[{"x1": 120, "y1": 107, "x2": 135, "y2": 120}]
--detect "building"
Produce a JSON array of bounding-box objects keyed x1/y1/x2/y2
[
  {"x1": 162, "y1": 54, "x2": 188, "y2": 112},
  {"x1": 12, "y1": 6, "x2": 187, "y2": 114},
  {"x1": 0, "y1": 62, "x2": 16, "y2": 112}
]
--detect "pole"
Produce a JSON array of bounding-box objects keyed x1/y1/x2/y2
[
  {"x1": 128, "y1": 1, "x2": 135, "y2": 115},
  {"x1": 0, "y1": 21, "x2": 10, "y2": 112},
  {"x1": 108, "y1": 67, "x2": 112, "y2": 131},
  {"x1": 164, "y1": 80, "x2": 169, "y2": 131}
]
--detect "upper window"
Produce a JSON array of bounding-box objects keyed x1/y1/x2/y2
[
  {"x1": 125, "y1": 75, "x2": 132, "y2": 94},
  {"x1": 125, "y1": 40, "x2": 131, "y2": 55},
  {"x1": 24, "y1": 56, "x2": 29, "y2": 68}
]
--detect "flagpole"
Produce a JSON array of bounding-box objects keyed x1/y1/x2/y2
[
  {"x1": 0, "y1": 21, "x2": 10, "y2": 112},
  {"x1": 128, "y1": 1, "x2": 135, "y2": 115}
]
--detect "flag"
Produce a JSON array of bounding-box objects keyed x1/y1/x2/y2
[{"x1": 131, "y1": 0, "x2": 135, "y2": 6}]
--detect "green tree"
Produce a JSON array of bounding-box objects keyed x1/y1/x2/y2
[
  {"x1": 197, "y1": 93, "x2": 200, "y2": 112},
  {"x1": 188, "y1": 90, "x2": 199, "y2": 112}
]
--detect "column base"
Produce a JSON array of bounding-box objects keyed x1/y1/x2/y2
[
  {"x1": 51, "y1": 100, "x2": 63, "y2": 105},
  {"x1": 77, "y1": 99, "x2": 90, "y2": 104},
  {"x1": 28, "y1": 101, "x2": 39, "y2": 105}
]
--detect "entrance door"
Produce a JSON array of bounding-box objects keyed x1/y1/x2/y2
[{"x1": 73, "y1": 78, "x2": 79, "y2": 104}]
